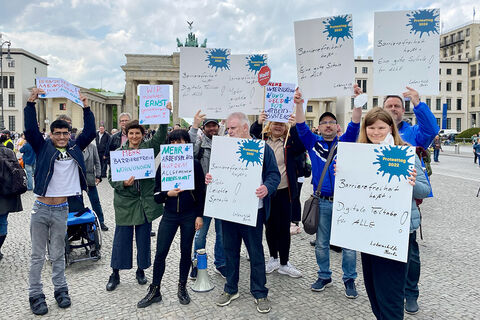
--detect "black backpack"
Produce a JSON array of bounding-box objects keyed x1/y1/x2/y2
[{"x1": 0, "y1": 146, "x2": 28, "y2": 196}]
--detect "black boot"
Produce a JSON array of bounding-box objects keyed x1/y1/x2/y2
[
  {"x1": 137, "y1": 284, "x2": 162, "y2": 308},
  {"x1": 136, "y1": 268, "x2": 148, "y2": 285},
  {"x1": 0, "y1": 235, "x2": 5, "y2": 260},
  {"x1": 106, "y1": 270, "x2": 120, "y2": 291},
  {"x1": 177, "y1": 281, "x2": 190, "y2": 305}
]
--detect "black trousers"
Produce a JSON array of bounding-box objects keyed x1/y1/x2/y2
[
  {"x1": 265, "y1": 188, "x2": 291, "y2": 265},
  {"x1": 152, "y1": 210, "x2": 196, "y2": 286},
  {"x1": 361, "y1": 253, "x2": 408, "y2": 320},
  {"x1": 111, "y1": 221, "x2": 152, "y2": 270},
  {"x1": 291, "y1": 182, "x2": 303, "y2": 223},
  {"x1": 99, "y1": 152, "x2": 108, "y2": 177}
]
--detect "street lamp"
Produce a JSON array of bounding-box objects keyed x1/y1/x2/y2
[{"x1": 1, "y1": 37, "x2": 12, "y2": 130}]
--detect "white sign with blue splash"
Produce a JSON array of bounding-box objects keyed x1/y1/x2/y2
[
  {"x1": 331, "y1": 142, "x2": 415, "y2": 262},
  {"x1": 159, "y1": 143, "x2": 194, "y2": 191},
  {"x1": 373, "y1": 9, "x2": 440, "y2": 95},
  {"x1": 179, "y1": 47, "x2": 231, "y2": 118},
  {"x1": 294, "y1": 15, "x2": 355, "y2": 99},
  {"x1": 109, "y1": 148, "x2": 156, "y2": 182},
  {"x1": 204, "y1": 136, "x2": 265, "y2": 227},
  {"x1": 138, "y1": 85, "x2": 170, "y2": 125},
  {"x1": 229, "y1": 54, "x2": 268, "y2": 115}
]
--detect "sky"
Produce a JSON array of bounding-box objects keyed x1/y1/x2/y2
[{"x1": 0, "y1": 0, "x2": 478, "y2": 93}]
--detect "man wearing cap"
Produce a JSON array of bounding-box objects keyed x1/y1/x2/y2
[
  {"x1": 294, "y1": 86, "x2": 363, "y2": 299},
  {"x1": 382, "y1": 87, "x2": 439, "y2": 315},
  {"x1": 188, "y1": 110, "x2": 227, "y2": 278},
  {"x1": 1, "y1": 130, "x2": 14, "y2": 150}
]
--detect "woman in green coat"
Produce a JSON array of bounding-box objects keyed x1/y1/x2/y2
[{"x1": 106, "y1": 107, "x2": 169, "y2": 292}]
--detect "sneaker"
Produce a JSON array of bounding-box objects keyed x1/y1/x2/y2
[
  {"x1": 278, "y1": 262, "x2": 302, "y2": 278},
  {"x1": 100, "y1": 223, "x2": 109, "y2": 231},
  {"x1": 344, "y1": 279, "x2": 358, "y2": 299},
  {"x1": 189, "y1": 265, "x2": 198, "y2": 280},
  {"x1": 54, "y1": 288, "x2": 71, "y2": 308},
  {"x1": 311, "y1": 278, "x2": 332, "y2": 292},
  {"x1": 216, "y1": 291, "x2": 239, "y2": 307},
  {"x1": 254, "y1": 297, "x2": 271, "y2": 313},
  {"x1": 265, "y1": 257, "x2": 280, "y2": 274},
  {"x1": 29, "y1": 294, "x2": 48, "y2": 315},
  {"x1": 405, "y1": 298, "x2": 419, "y2": 314},
  {"x1": 214, "y1": 266, "x2": 227, "y2": 279}
]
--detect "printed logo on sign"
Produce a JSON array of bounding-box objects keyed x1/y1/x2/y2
[
  {"x1": 322, "y1": 15, "x2": 353, "y2": 43},
  {"x1": 205, "y1": 49, "x2": 230, "y2": 72},
  {"x1": 406, "y1": 9, "x2": 439, "y2": 38},
  {"x1": 245, "y1": 54, "x2": 267, "y2": 74},
  {"x1": 373, "y1": 146, "x2": 414, "y2": 182},
  {"x1": 237, "y1": 140, "x2": 263, "y2": 167}
]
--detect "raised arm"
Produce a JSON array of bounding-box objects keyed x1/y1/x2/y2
[
  {"x1": 75, "y1": 94, "x2": 96, "y2": 151},
  {"x1": 24, "y1": 88, "x2": 47, "y2": 155}
]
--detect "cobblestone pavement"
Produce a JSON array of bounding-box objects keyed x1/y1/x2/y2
[{"x1": 1, "y1": 154, "x2": 479, "y2": 319}]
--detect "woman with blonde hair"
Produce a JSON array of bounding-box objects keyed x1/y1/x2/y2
[
  {"x1": 356, "y1": 107, "x2": 431, "y2": 319},
  {"x1": 250, "y1": 112, "x2": 306, "y2": 278}
]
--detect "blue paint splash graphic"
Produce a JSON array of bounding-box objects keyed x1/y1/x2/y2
[
  {"x1": 205, "y1": 48, "x2": 230, "y2": 72},
  {"x1": 236, "y1": 140, "x2": 264, "y2": 167},
  {"x1": 174, "y1": 182, "x2": 180, "y2": 188},
  {"x1": 245, "y1": 54, "x2": 267, "y2": 74},
  {"x1": 406, "y1": 9, "x2": 439, "y2": 38},
  {"x1": 322, "y1": 15, "x2": 353, "y2": 43},
  {"x1": 372, "y1": 146, "x2": 414, "y2": 182},
  {"x1": 144, "y1": 170, "x2": 152, "y2": 177}
]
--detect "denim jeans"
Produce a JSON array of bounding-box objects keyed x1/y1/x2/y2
[
  {"x1": 29, "y1": 201, "x2": 69, "y2": 297},
  {"x1": 315, "y1": 198, "x2": 357, "y2": 282},
  {"x1": 405, "y1": 231, "x2": 420, "y2": 300},
  {"x1": 433, "y1": 149, "x2": 440, "y2": 162},
  {"x1": 222, "y1": 209, "x2": 268, "y2": 299},
  {"x1": 193, "y1": 216, "x2": 225, "y2": 268},
  {"x1": 87, "y1": 185, "x2": 105, "y2": 224},
  {"x1": 0, "y1": 213, "x2": 8, "y2": 235},
  {"x1": 25, "y1": 164, "x2": 35, "y2": 190}
]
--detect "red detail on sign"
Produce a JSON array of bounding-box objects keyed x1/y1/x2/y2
[{"x1": 258, "y1": 65, "x2": 271, "y2": 87}]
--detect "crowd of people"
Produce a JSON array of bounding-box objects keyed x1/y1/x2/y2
[{"x1": 0, "y1": 82, "x2": 445, "y2": 319}]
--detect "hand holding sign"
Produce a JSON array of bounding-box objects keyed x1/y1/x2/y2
[
  {"x1": 192, "y1": 110, "x2": 206, "y2": 129},
  {"x1": 28, "y1": 88, "x2": 46, "y2": 103},
  {"x1": 36, "y1": 78, "x2": 83, "y2": 107},
  {"x1": 402, "y1": 87, "x2": 420, "y2": 107}
]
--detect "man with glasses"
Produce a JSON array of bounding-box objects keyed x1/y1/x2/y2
[
  {"x1": 24, "y1": 88, "x2": 96, "y2": 315},
  {"x1": 294, "y1": 85, "x2": 362, "y2": 300}
]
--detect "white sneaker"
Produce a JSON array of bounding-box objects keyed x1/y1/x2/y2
[
  {"x1": 278, "y1": 261, "x2": 302, "y2": 278},
  {"x1": 265, "y1": 257, "x2": 280, "y2": 274}
]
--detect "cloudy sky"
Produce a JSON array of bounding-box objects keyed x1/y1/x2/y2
[{"x1": 1, "y1": 0, "x2": 478, "y2": 92}]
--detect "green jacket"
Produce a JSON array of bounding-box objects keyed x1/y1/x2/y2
[{"x1": 108, "y1": 125, "x2": 167, "y2": 226}]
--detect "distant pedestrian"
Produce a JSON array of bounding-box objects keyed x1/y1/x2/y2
[
  {"x1": 473, "y1": 139, "x2": 480, "y2": 167},
  {"x1": 96, "y1": 125, "x2": 110, "y2": 178},
  {"x1": 432, "y1": 135, "x2": 442, "y2": 162},
  {"x1": 20, "y1": 142, "x2": 36, "y2": 190}
]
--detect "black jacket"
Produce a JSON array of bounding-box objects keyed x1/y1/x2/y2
[
  {"x1": 154, "y1": 159, "x2": 206, "y2": 217},
  {"x1": 96, "y1": 131, "x2": 111, "y2": 155},
  {"x1": 250, "y1": 121, "x2": 306, "y2": 201}
]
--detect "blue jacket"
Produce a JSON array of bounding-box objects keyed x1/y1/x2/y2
[
  {"x1": 398, "y1": 102, "x2": 439, "y2": 148},
  {"x1": 19, "y1": 142, "x2": 36, "y2": 166},
  {"x1": 261, "y1": 143, "x2": 281, "y2": 221},
  {"x1": 297, "y1": 121, "x2": 360, "y2": 196},
  {"x1": 24, "y1": 101, "x2": 96, "y2": 196}
]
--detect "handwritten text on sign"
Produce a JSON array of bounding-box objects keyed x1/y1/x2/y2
[
  {"x1": 373, "y1": 9, "x2": 440, "y2": 95},
  {"x1": 331, "y1": 142, "x2": 415, "y2": 262},
  {"x1": 264, "y1": 83, "x2": 295, "y2": 123},
  {"x1": 204, "y1": 136, "x2": 264, "y2": 227},
  {"x1": 110, "y1": 148, "x2": 155, "y2": 182},
  {"x1": 160, "y1": 143, "x2": 194, "y2": 191},
  {"x1": 294, "y1": 15, "x2": 354, "y2": 99},
  {"x1": 36, "y1": 78, "x2": 82, "y2": 106},
  {"x1": 138, "y1": 85, "x2": 170, "y2": 125}
]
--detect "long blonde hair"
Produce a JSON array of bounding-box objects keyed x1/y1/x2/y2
[
  {"x1": 357, "y1": 107, "x2": 406, "y2": 145},
  {"x1": 261, "y1": 121, "x2": 290, "y2": 139}
]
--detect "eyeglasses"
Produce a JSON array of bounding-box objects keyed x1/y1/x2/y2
[
  {"x1": 319, "y1": 120, "x2": 337, "y2": 125},
  {"x1": 52, "y1": 131, "x2": 71, "y2": 137}
]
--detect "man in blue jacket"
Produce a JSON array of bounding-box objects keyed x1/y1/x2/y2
[
  {"x1": 383, "y1": 87, "x2": 439, "y2": 315},
  {"x1": 24, "y1": 88, "x2": 96, "y2": 316},
  {"x1": 294, "y1": 86, "x2": 363, "y2": 300},
  {"x1": 208, "y1": 112, "x2": 280, "y2": 314}
]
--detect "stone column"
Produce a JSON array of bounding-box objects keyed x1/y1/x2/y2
[
  {"x1": 132, "y1": 81, "x2": 138, "y2": 120},
  {"x1": 173, "y1": 80, "x2": 179, "y2": 125},
  {"x1": 124, "y1": 80, "x2": 134, "y2": 120}
]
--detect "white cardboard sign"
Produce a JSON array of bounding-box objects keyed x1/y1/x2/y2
[
  {"x1": 294, "y1": 15, "x2": 355, "y2": 99},
  {"x1": 138, "y1": 85, "x2": 170, "y2": 125},
  {"x1": 110, "y1": 148, "x2": 156, "y2": 182},
  {"x1": 36, "y1": 78, "x2": 82, "y2": 106},
  {"x1": 331, "y1": 142, "x2": 415, "y2": 262},
  {"x1": 204, "y1": 136, "x2": 265, "y2": 227},
  {"x1": 159, "y1": 143, "x2": 194, "y2": 191},
  {"x1": 373, "y1": 9, "x2": 440, "y2": 95},
  {"x1": 264, "y1": 82, "x2": 295, "y2": 123}
]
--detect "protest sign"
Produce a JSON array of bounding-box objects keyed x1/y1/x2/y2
[
  {"x1": 159, "y1": 143, "x2": 194, "y2": 191},
  {"x1": 294, "y1": 15, "x2": 355, "y2": 99},
  {"x1": 138, "y1": 85, "x2": 170, "y2": 124},
  {"x1": 36, "y1": 78, "x2": 82, "y2": 106},
  {"x1": 204, "y1": 136, "x2": 264, "y2": 227},
  {"x1": 109, "y1": 148, "x2": 155, "y2": 182},
  {"x1": 264, "y1": 83, "x2": 295, "y2": 123},
  {"x1": 373, "y1": 9, "x2": 440, "y2": 95},
  {"x1": 179, "y1": 47, "x2": 230, "y2": 118},
  {"x1": 331, "y1": 142, "x2": 415, "y2": 262},
  {"x1": 229, "y1": 54, "x2": 267, "y2": 115}
]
